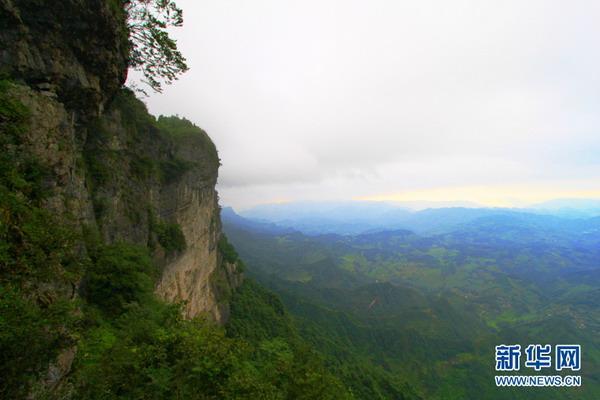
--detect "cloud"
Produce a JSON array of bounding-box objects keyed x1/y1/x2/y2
[{"x1": 142, "y1": 0, "x2": 600, "y2": 208}]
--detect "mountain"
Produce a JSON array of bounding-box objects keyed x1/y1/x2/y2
[
  {"x1": 4, "y1": 2, "x2": 598, "y2": 399},
  {"x1": 530, "y1": 198, "x2": 600, "y2": 218},
  {"x1": 240, "y1": 201, "x2": 412, "y2": 235},
  {"x1": 224, "y1": 208, "x2": 600, "y2": 399},
  {"x1": 222, "y1": 206, "x2": 296, "y2": 234},
  {"x1": 237, "y1": 200, "x2": 600, "y2": 236},
  {"x1": 0, "y1": 2, "x2": 354, "y2": 399}
]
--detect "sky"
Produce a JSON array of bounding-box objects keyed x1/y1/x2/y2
[{"x1": 140, "y1": 0, "x2": 600, "y2": 210}]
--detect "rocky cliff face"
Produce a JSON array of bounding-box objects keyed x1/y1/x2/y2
[
  {"x1": 86, "y1": 94, "x2": 243, "y2": 322},
  {"x1": 1, "y1": 0, "x2": 242, "y2": 323},
  {"x1": 0, "y1": 0, "x2": 129, "y2": 117}
]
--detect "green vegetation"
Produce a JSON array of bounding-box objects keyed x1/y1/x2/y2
[
  {"x1": 125, "y1": 0, "x2": 188, "y2": 93},
  {"x1": 83, "y1": 243, "x2": 157, "y2": 315},
  {"x1": 227, "y1": 280, "x2": 353, "y2": 399},
  {"x1": 227, "y1": 280, "x2": 416, "y2": 399},
  {"x1": 130, "y1": 154, "x2": 157, "y2": 179},
  {"x1": 210, "y1": 235, "x2": 245, "y2": 303},
  {"x1": 1, "y1": 81, "x2": 358, "y2": 398},
  {"x1": 219, "y1": 234, "x2": 240, "y2": 264},
  {"x1": 224, "y1": 214, "x2": 600, "y2": 399},
  {"x1": 227, "y1": 279, "x2": 294, "y2": 342},
  {"x1": 218, "y1": 234, "x2": 246, "y2": 273},
  {"x1": 110, "y1": 87, "x2": 156, "y2": 132},
  {"x1": 70, "y1": 275, "x2": 351, "y2": 399},
  {"x1": 84, "y1": 148, "x2": 112, "y2": 188},
  {"x1": 158, "y1": 157, "x2": 193, "y2": 183},
  {"x1": 84, "y1": 90, "x2": 212, "y2": 190},
  {"x1": 156, "y1": 115, "x2": 207, "y2": 139},
  {"x1": 0, "y1": 285, "x2": 76, "y2": 399},
  {"x1": 156, "y1": 115, "x2": 220, "y2": 169},
  {"x1": 152, "y1": 220, "x2": 187, "y2": 255},
  {"x1": 1, "y1": 80, "x2": 28, "y2": 135},
  {"x1": 71, "y1": 241, "x2": 351, "y2": 399},
  {"x1": 0, "y1": 81, "x2": 81, "y2": 398}
]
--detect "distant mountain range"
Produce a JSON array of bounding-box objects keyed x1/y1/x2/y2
[
  {"x1": 228, "y1": 200, "x2": 600, "y2": 236},
  {"x1": 529, "y1": 198, "x2": 600, "y2": 217}
]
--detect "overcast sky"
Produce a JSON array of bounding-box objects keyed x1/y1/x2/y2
[{"x1": 141, "y1": 0, "x2": 600, "y2": 210}]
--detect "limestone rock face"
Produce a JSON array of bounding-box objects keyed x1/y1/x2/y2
[
  {"x1": 155, "y1": 185, "x2": 222, "y2": 320},
  {"x1": 1, "y1": 0, "x2": 243, "y2": 394},
  {"x1": 0, "y1": 0, "x2": 129, "y2": 118},
  {"x1": 1, "y1": 0, "x2": 241, "y2": 324},
  {"x1": 86, "y1": 95, "x2": 242, "y2": 323},
  {"x1": 154, "y1": 122, "x2": 239, "y2": 322}
]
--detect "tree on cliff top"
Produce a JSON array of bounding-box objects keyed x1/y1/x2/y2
[{"x1": 125, "y1": 0, "x2": 188, "y2": 93}]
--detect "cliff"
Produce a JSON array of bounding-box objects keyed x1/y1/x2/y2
[
  {"x1": 85, "y1": 93, "x2": 243, "y2": 321},
  {"x1": 0, "y1": 2, "x2": 376, "y2": 399},
  {"x1": 0, "y1": 0, "x2": 242, "y2": 323}
]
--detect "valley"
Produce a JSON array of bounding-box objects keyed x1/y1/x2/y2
[{"x1": 224, "y1": 206, "x2": 600, "y2": 399}]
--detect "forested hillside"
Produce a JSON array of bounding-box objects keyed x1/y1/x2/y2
[{"x1": 224, "y1": 209, "x2": 600, "y2": 399}]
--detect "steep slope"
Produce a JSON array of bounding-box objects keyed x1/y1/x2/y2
[
  {"x1": 1, "y1": 0, "x2": 241, "y2": 323},
  {"x1": 0, "y1": 0, "x2": 236, "y2": 395},
  {"x1": 84, "y1": 91, "x2": 242, "y2": 321}
]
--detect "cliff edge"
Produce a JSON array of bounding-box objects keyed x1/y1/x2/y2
[{"x1": 1, "y1": 0, "x2": 242, "y2": 323}]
